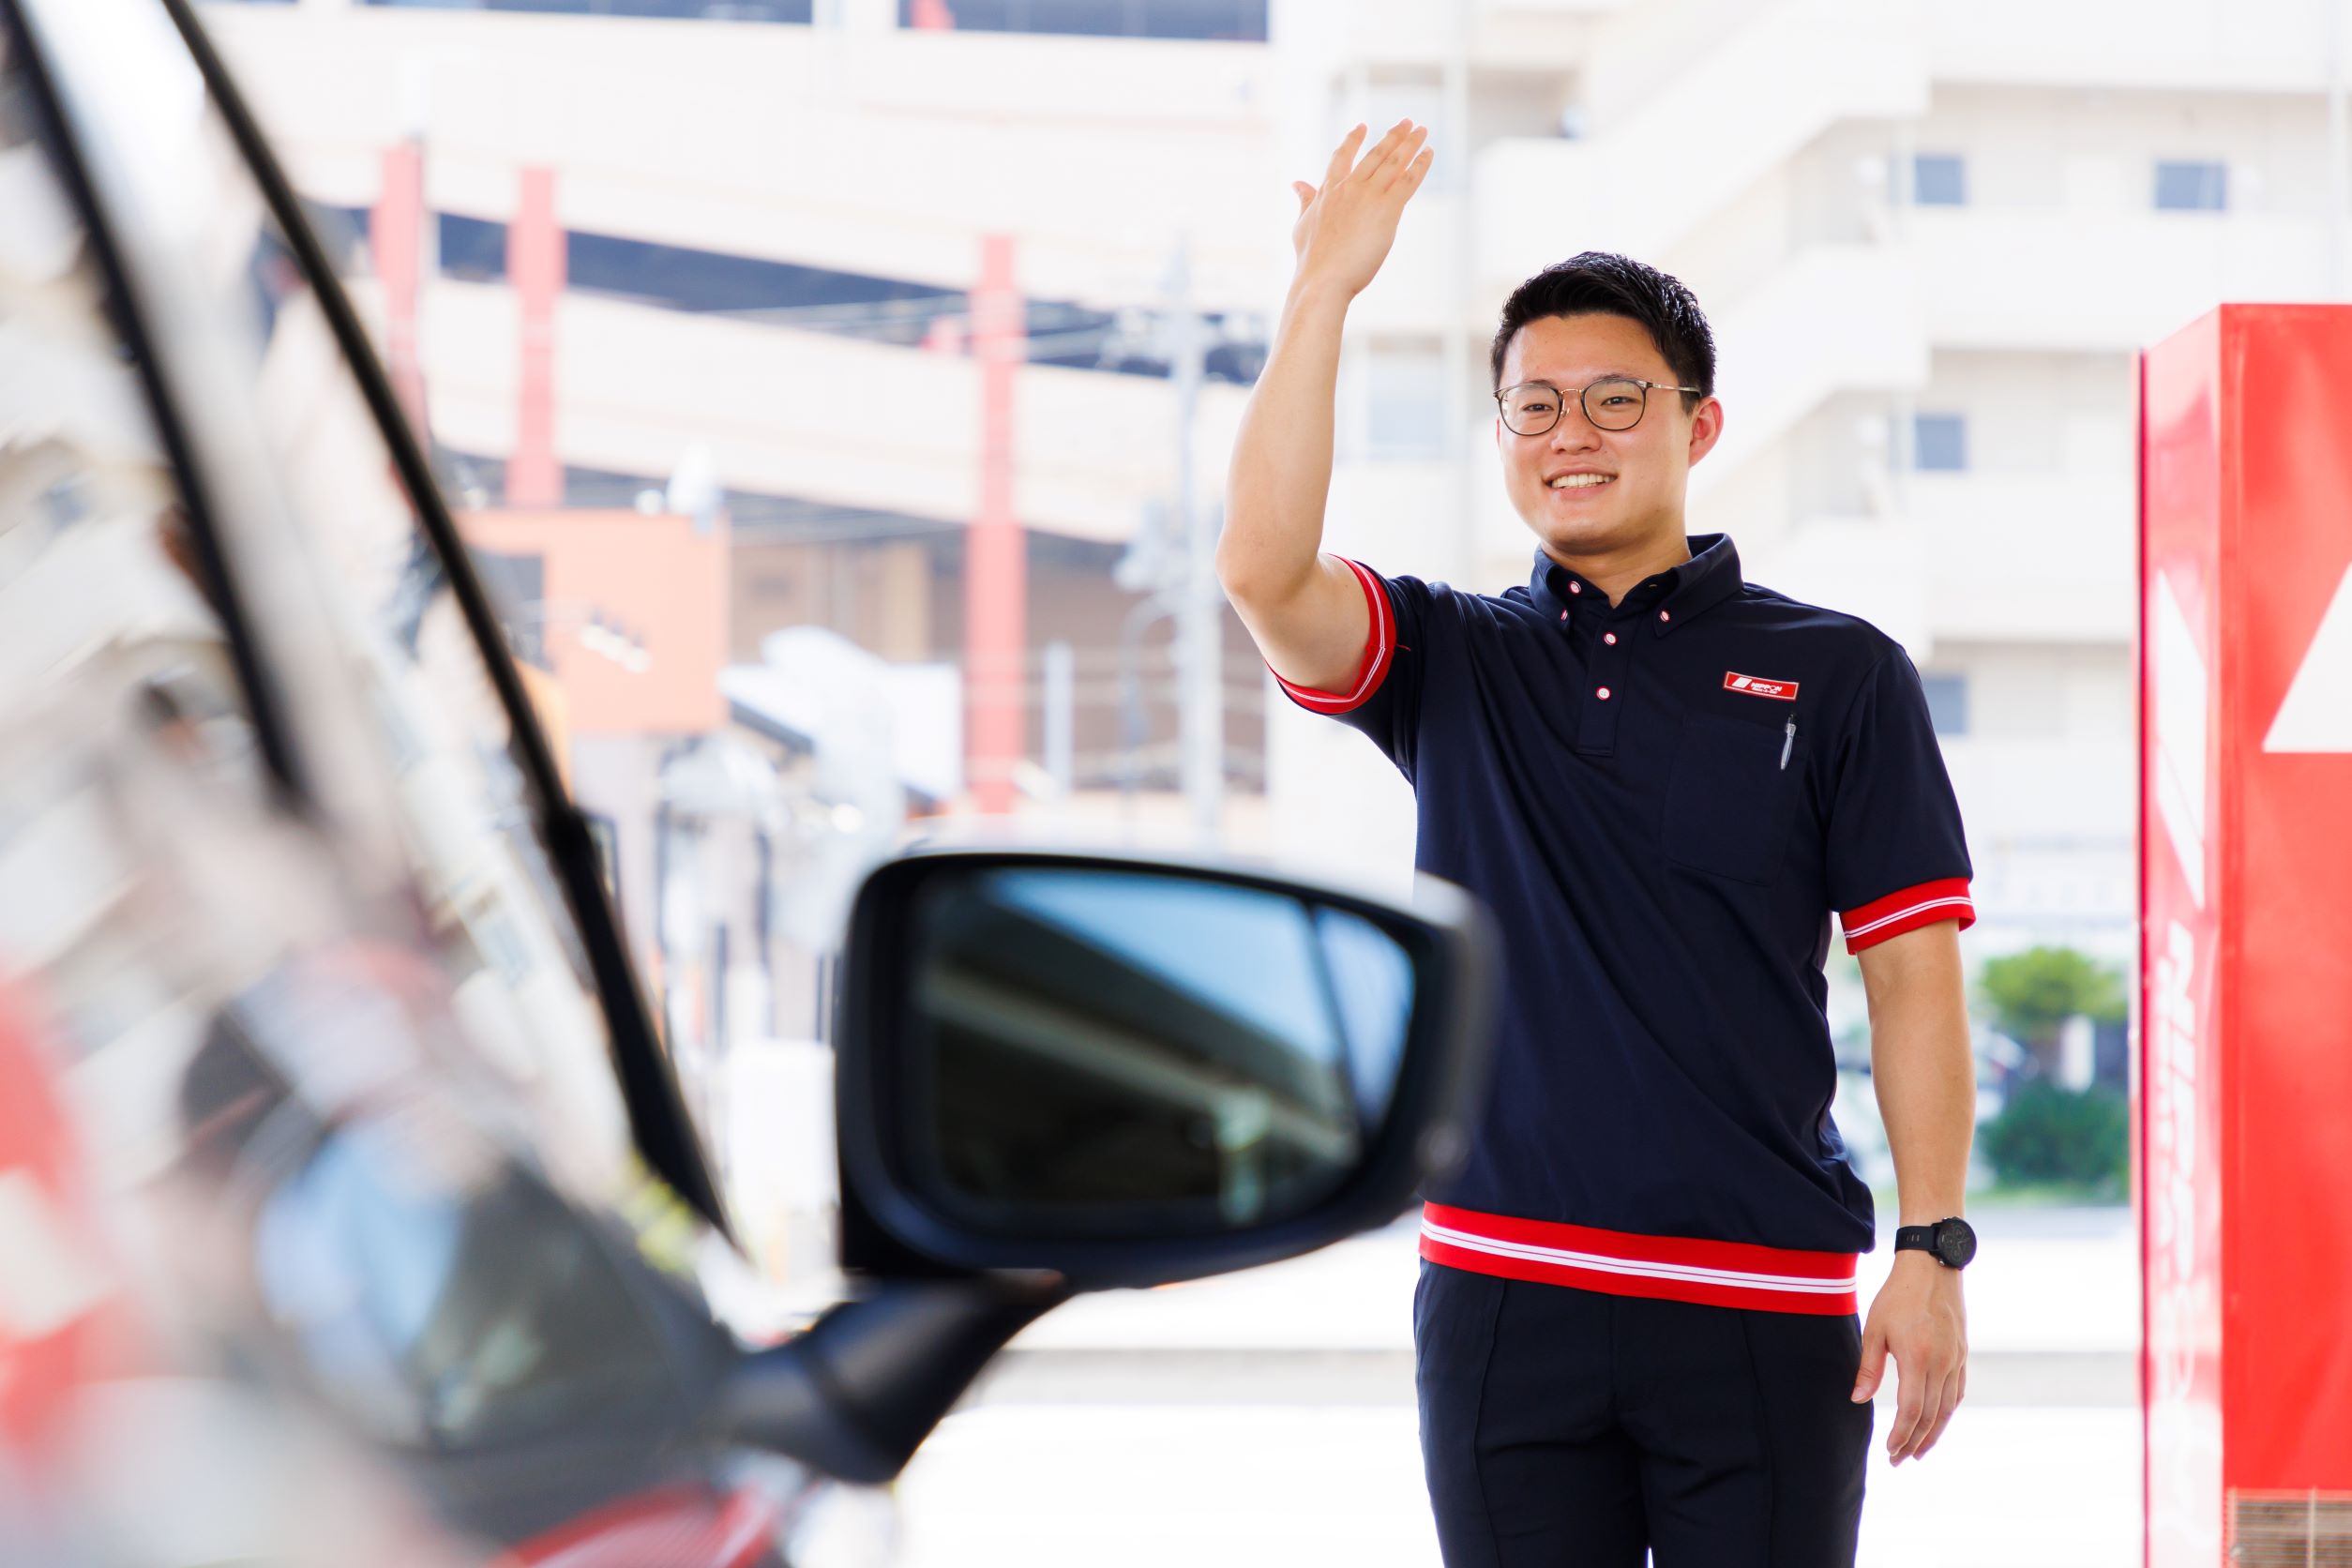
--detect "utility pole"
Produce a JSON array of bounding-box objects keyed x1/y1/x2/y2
[
  {"x1": 508, "y1": 166, "x2": 563, "y2": 508},
  {"x1": 372, "y1": 137, "x2": 429, "y2": 441},
  {"x1": 1167, "y1": 236, "x2": 1223, "y2": 837},
  {"x1": 1042, "y1": 639, "x2": 1074, "y2": 820},
  {"x1": 967, "y1": 234, "x2": 1026, "y2": 814}
]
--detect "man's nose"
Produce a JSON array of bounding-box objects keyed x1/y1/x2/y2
[{"x1": 1550, "y1": 408, "x2": 1604, "y2": 448}]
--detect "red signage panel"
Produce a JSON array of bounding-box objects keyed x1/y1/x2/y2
[
  {"x1": 2141, "y1": 305, "x2": 2352, "y2": 1564},
  {"x1": 2140, "y1": 309, "x2": 2227, "y2": 1568}
]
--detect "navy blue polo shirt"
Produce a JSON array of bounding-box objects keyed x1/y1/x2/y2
[{"x1": 1277, "y1": 534, "x2": 1973, "y2": 1315}]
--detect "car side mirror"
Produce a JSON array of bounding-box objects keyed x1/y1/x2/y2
[
  {"x1": 716, "y1": 849, "x2": 1495, "y2": 1485},
  {"x1": 833, "y1": 849, "x2": 1497, "y2": 1289}
]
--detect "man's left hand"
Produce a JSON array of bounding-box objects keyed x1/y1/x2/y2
[{"x1": 1850, "y1": 1252, "x2": 1967, "y2": 1464}]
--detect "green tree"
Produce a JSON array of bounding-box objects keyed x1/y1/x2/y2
[
  {"x1": 1976, "y1": 945, "x2": 2127, "y2": 1078},
  {"x1": 1978, "y1": 1080, "x2": 2130, "y2": 1199}
]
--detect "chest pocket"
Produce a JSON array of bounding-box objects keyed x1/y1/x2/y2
[{"x1": 1662, "y1": 715, "x2": 1806, "y2": 884}]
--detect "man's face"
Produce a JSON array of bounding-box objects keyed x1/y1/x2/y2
[{"x1": 1494, "y1": 312, "x2": 1723, "y2": 561}]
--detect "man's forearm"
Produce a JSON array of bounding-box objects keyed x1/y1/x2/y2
[
  {"x1": 1854, "y1": 924, "x2": 1975, "y2": 1461},
  {"x1": 1216, "y1": 277, "x2": 1350, "y2": 602},
  {"x1": 1860, "y1": 925, "x2": 1975, "y2": 1223}
]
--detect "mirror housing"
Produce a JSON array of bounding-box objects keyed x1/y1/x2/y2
[
  {"x1": 717, "y1": 848, "x2": 1493, "y2": 1486},
  {"x1": 833, "y1": 848, "x2": 1496, "y2": 1290}
]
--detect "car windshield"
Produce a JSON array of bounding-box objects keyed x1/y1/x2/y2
[{"x1": 161, "y1": 66, "x2": 651, "y2": 1219}]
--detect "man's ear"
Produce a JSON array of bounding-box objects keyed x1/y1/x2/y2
[{"x1": 1685, "y1": 397, "x2": 1725, "y2": 468}]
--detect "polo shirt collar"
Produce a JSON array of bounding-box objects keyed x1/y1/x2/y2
[{"x1": 1528, "y1": 533, "x2": 1744, "y2": 635}]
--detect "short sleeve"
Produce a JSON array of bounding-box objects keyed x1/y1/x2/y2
[
  {"x1": 1268, "y1": 558, "x2": 1428, "y2": 776},
  {"x1": 1824, "y1": 648, "x2": 1975, "y2": 954}
]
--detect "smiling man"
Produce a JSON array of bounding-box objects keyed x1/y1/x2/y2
[{"x1": 1218, "y1": 122, "x2": 1979, "y2": 1567}]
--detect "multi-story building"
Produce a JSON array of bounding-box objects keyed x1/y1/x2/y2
[
  {"x1": 1271, "y1": 0, "x2": 2348, "y2": 961},
  {"x1": 201, "y1": 0, "x2": 2337, "y2": 998}
]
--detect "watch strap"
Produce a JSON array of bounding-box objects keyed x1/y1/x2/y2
[{"x1": 1893, "y1": 1217, "x2": 1975, "y2": 1269}]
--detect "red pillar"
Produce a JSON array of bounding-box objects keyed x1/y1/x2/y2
[
  {"x1": 964, "y1": 234, "x2": 1025, "y2": 814},
  {"x1": 2140, "y1": 305, "x2": 2352, "y2": 1565},
  {"x1": 369, "y1": 142, "x2": 428, "y2": 437},
  {"x1": 507, "y1": 167, "x2": 564, "y2": 509}
]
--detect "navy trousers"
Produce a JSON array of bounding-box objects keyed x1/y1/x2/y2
[{"x1": 1414, "y1": 1259, "x2": 1873, "y2": 1567}]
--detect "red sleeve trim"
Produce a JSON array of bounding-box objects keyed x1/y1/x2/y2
[
  {"x1": 1269, "y1": 557, "x2": 1395, "y2": 715},
  {"x1": 1840, "y1": 877, "x2": 1976, "y2": 954}
]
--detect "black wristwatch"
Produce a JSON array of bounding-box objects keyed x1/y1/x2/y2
[{"x1": 1893, "y1": 1216, "x2": 1977, "y2": 1270}]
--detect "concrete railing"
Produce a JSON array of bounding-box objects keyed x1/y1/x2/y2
[
  {"x1": 399, "y1": 279, "x2": 1244, "y2": 541},
  {"x1": 1740, "y1": 514, "x2": 1932, "y2": 656},
  {"x1": 1943, "y1": 740, "x2": 2137, "y2": 842},
  {"x1": 1741, "y1": 472, "x2": 2133, "y2": 663},
  {"x1": 1695, "y1": 243, "x2": 1929, "y2": 494},
  {"x1": 1914, "y1": 206, "x2": 2337, "y2": 353},
  {"x1": 202, "y1": 3, "x2": 1281, "y2": 309},
  {"x1": 1911, "y1": 474, "x2": 2135, "y2": 643},
  {"x1": 1922, "y1": 0, "x2": 2344, "y2": 92},
  {"x1": 1471, "y1": 0, "x2": 1927, "y2": 279}
]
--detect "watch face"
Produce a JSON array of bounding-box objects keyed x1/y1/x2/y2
[{"x1": 1935, "y1": 1220, "x2": 1978, "y2": 1269}]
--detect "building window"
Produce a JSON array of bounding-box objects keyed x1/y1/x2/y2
[
  {"x1": 360, "y1": 1, "x2": 816, "y2": 20},
  {"x1": 1912, "y1": 413, "x2": 1968, "y2": 472},
  {"x1": 439, "y1": 212, "x2": 510, "y2": 283},
  {"x1": 2154, "y1": 160, "x2": 2227, "y2": 212},
  {"x1": 1921, "y1": 673, "x2": 1970, "y2": 737},
  {"x1": 473, "y1": 550, "x2": 549, "y2": 668},
  {"x1": 1366, "y1": 339, "x2": 1445, "y2": 458},
  {"x1": 1912, "y1": 154, "x2": 1967, "y2": 206},
  {"x1": 899, "y1": 0, "x2": 1267, "y2": 39}
]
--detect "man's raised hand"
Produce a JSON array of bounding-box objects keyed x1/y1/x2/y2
[{"x1": 1289, "y1": 120, "x2": 1435, "y2": 299}]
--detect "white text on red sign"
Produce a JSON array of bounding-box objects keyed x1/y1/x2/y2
[{"x1": 1723, "y1": 671, "x2": 1800, "y2": 701}]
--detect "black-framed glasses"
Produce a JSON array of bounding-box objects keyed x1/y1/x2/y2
[{"x1": 1495, "y1": 377, "x2": 1701, "y2": 436}]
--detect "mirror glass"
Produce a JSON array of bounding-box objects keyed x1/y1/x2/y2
[{"x1": 900, "y1": 867, "x2": 1417, "y2": 1233}]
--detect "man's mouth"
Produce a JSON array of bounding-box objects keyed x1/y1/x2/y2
[{"x1": 1549, "y1": 474, "x2": 1615, "y2": 490}]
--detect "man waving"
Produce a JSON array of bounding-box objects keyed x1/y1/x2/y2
[{"x1": 1218, "y1": 120, "x2": 1979, "y2": 1567}]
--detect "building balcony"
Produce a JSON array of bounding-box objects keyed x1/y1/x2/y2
[
  {"x1": 1942, "y1": 740, "x2": 2135, "y2": 862},
  {"x1": 1741, "y1": 470, "x2": 2131, "y2": 662},
  {"x1": 1347, "y1": 193, "x2": 1476, "y2": 339},
  {"x1": 1740, "y1": 516, "x2": 1932, "y2": 655},
  {"x1": 400, "y1": 279, "x2": 1244, "y2": 539},
  {"x1": 1911, "y1": 473, "x2": 2135, "y2": 644},
  {"x1": 1273, "y1": 0, "x2": 1627, "y2": 70},
  {"x1": 1923, "y1": 0, "x2": 2344, "y2": 93},
  {"x1": 1914, "y1": 206, "x2": 2334, "y2": 354},
  {"x1": 1470, "y1": 0, "x2": 1925, "y2": 279},
  {"x1": 204, "y1": 0, "x2": 1282, "y2": 309},
  {"x1": 1696, "y1": 245, "x2": 1930, "y2": 494}
]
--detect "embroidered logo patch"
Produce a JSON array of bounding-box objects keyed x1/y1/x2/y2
[{"x1": 1724, "y1": 671, "x2": 1800, "y2": 701}]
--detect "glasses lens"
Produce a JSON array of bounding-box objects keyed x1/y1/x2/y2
[
  {"x1": 1501, "y1": 385, "x2": 1561, "y2": 435},
  {"x1": 1585, "y1": 379, "x2": 1648, "y2": 431}
]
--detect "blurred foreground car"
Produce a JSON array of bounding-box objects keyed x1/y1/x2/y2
[{"x1": 0, "y1": 1, "x2": 1495, "y2": 1561}]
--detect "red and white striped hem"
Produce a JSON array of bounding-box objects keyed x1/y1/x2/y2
[
  {"x1": 1838, "y1": 877, "x2": 1976, "y2": 954},
  {"x1": 1418, "y1": 1202, "x2": 1860, "y2": 1316},
  {"x1": 1270, "y1": 557, "x2": 1395, "y2": 715}
]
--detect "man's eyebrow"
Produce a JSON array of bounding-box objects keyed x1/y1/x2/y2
[{"x1": 1509, "y1": 371, "x2": 1642, "y2": 388}]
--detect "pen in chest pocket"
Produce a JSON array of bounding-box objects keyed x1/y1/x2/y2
[{"x1": 1781, "y1": 718, "x2": 1796, "y2": 770}]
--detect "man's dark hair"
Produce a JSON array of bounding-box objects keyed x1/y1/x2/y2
[{"x1": 1489, "y1": 251, "x2": 1715, "y2": 410}]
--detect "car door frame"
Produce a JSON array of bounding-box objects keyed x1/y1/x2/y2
[{"x1": 3, "y1": 0, "x2": 731, "y2": 1237}]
